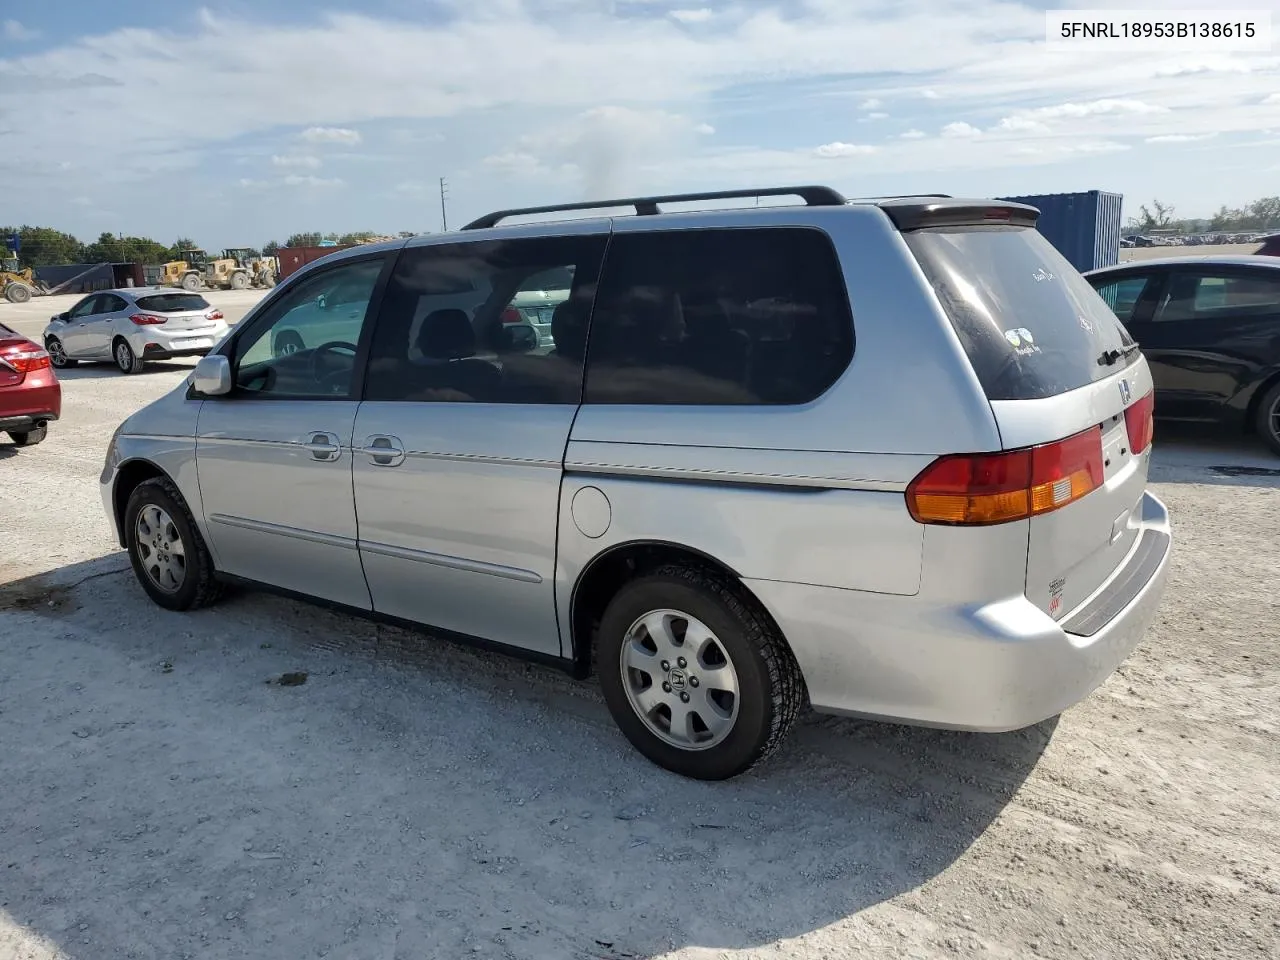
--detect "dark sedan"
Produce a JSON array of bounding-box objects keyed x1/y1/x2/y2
[{"x1": 1084, "y1": 255, "x2": 1280, "y2": 454}]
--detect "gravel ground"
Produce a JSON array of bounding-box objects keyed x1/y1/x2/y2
[{"x1": 1, "y1": 358, "x2": 1278, "y2": 960}]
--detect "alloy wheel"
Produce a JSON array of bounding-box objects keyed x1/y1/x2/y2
[
  {"x1": 134, "y1": 504, "x2": 187, "y2": 593},
  {"x1": 619, "y1": 609, "x2": 741, "y2": 751}
]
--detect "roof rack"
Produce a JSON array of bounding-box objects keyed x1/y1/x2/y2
[{"x1": 461, "y1": 185, "x2": 849, "y2": 231}]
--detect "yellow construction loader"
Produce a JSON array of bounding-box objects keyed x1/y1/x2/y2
[
  {"x1": 160, "y1": 250, "x2": 209, "y2": 292},
  {"x1": 205, "y1": 248, "x2": 276, "y2": 290},
  {"x1": 1, "y1": 257, "x2": 50, "y2": 303}
]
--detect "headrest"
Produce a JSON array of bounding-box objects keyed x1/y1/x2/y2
[
  {"x1": 418, "y1": 309, "x2": 476, "y2": 360},
  {"x1": 551, "y1": 299, "x2": 587, "y2": 360}
]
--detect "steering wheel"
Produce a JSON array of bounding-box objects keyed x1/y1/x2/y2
[{"x1": 310, "y1": 340, "x2": 358, "y2": 390}]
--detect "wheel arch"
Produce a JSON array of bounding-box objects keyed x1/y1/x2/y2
[
  {"x1": 111, "y1": 458, "x2": 171, "y2": 547},
  {"x1": 566, "y1": 539, "x2": 785, "y2": 678},
  {"x1": 1241, "y1": 368, "x2": 1280, "y2": 435}
]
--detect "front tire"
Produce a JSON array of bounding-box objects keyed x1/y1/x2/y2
[
  {"x1": 230, "y1": 271, "x2": 250, "y2": 290},
  {"x1": 1256, "y1": 381, "x2": 1280, "y2": 456},
  {"x1": 5, "y1": 282, "x2": 32, "y2": 303},
  {"x1": 124, "y1": 477, "x2": 223, "y2": 611},
  {"x1": 596, "y1": 563, "x2": 805, "y2": 780},
  {"x1": 45, "y1": 337, "x2": 76, "y2": 368},
  {"x1": 114, "y1": 338, "x2": 145, "y2": 374},
  {"x1": 7, "y1": 423, "x2": 47, "y2": 446},
  {"x1": 181, "y1": 273, "x2": 201, "y2": 292}
]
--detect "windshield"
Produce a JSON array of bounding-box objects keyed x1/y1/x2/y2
[
  {"x1": 904, "y1": 225, "x2": 1137, "y2": 401},
  {"x1": 135, "y1": 293, "x2": 211, "y2": 313}
]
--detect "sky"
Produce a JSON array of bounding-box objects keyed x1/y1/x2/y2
[{"x1": 2, "y1": 0, "x2": 1279, "y2": 248}]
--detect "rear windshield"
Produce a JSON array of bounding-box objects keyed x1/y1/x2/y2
[
  {"x1": 135, "y1": 293, "x2": 210, "y2": 313},
  {"x1": 905, "y1": 226, "x2": 1136, "y2": 401}
]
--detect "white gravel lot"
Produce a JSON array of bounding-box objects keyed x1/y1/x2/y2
[{"x1": 1, "y1": 340, "x2": 1278, "y2": 960}]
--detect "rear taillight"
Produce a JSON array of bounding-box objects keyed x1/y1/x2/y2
[
  {"x1": 1124, "y1": 390, "x2": 1154, "y2": 454},
  {"x1": 907, "y1": 427, "x2": 1104, "y2": 526},
  {"x1": 207, "y1": 310, "x2": 224, "y2": 321},
  {"x1": 501, "y1": 307, "x2": 522, "y2": 324},
  {"x1": 130, "y1": 313, "x2": 167, "y2": 325},
  {"x1": 0, "y1": 346, "x2": 52, "y2": 375}
]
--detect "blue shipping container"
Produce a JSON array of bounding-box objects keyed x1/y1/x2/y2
[{"x1": 996, "y1": 190, "x2": 1122, "y2": 273}]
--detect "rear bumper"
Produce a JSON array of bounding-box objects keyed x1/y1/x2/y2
[
  {"x1": 0, "y1": 380, "x2": 61, "y2": 430},
  {"x1": 746, "y1": 490, "x2": 1172, "y2": 732},
  {"x1": 140, "y1": 345, "x2": 215, "y2": 360}
]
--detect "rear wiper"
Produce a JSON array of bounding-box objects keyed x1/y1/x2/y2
[{"x1": 1097, "y1": 343, "x2": 1141, "y2": 366}]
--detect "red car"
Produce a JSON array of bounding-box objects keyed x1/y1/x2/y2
[{"x1": 0, "y1": 321, "x2": 60, "y2": 447}]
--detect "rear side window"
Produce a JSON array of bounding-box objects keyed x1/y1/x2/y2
[
  {"x1": 905, "y1": 226, "x2": 1136, "y2": 401},
  {"x1": 364, "y1": 235, "x2": 608, "y2": 404},
  {"x1": 1091, "y1": 274, "x2": 1153, "y2": 324},
  {"x1": 1158, "y1": 271, "x2": 1280, "y2": 321},
  {"x1": 135, "y1": 293, "x2": 211, "y2": 312},
  {"x1": 583, "y1": 227, "x2": 854, "y2": 405}
]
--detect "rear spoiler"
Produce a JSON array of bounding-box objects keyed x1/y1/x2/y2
[{"x1": 878, "y1": 198, "x2": 1040, "y2": 231}]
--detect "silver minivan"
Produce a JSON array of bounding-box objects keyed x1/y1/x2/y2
[{"x1": 101, "y1": 187, "x2": 1172, "y2": 780}]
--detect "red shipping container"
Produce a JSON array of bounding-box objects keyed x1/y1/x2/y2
[{"x1": 275, "y1": 245, "x2": 355, "y2": 282}]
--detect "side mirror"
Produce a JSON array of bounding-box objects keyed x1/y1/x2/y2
[
  {"x1": 53, "y1": 313, "x2": 68, "y2": 323},
  {"x1": 191, "y1": 354, "x2": 232, "y2": 396}
]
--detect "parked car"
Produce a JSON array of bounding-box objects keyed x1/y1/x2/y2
[
  {"x1": 1086, "y1": 255, "x2": 1280, "y2": 453},
  {"x1": 0, "y1": 322, "x2": 60, "y2": 446},
  {"x1": 1255, "y1": 233, "x2": 1280, "y2": 257},
  {"x1": 100, "y1": 187, "x2": 1171, "y2": 780},
  {"x1": 43, "y1": 288, "x2": 230, "y2": 374}
]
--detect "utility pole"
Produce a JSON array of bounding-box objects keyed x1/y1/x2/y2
[{"x1": 439, "y1": 177, "x2": 449, "y2": 232}]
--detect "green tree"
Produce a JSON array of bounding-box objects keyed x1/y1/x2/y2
[
  {"x1": 261, "y1": 240, "x2": 281, "y2": 256},
  {"x1": 285, "y1": 232, "x2": 323, "y2": 247},
  {"x1": 336, "y1": 231, "x2": 379, "y2": 244},
  {"x1": 0, "y1": 225, "x2": 85, "y2": 266}
]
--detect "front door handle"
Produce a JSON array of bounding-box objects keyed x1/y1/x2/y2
[
  {"x1": 302, "y1": 431, "x2": 342, "y2": 462},
  {"x1": 360, "y1": 434, "x2": 406, "y2": 467}
]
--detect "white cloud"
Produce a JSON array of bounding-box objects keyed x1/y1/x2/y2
[
  {"x1": 284, "y1": 174, "x2": 343, "y2": 187},
  {"x1": 272, "y1": 154, "x2": 322, "y2": 169},
  {"x1": 1012, "y1": 141, "x2": 1129, "y2": 158},
  {"x1": 940, "y1": 122, "x2": 981, "y2": 139},
  {"x1": 1264, "y1": 93, "x2": 1280, "y2": 104},
  {"x1": 859, "y1": 97, "x2": 883, "y2": 110},
  {"x1": 813, "y1": 142, "x2": 876, "y2": 158},
  {"x1": 2, "y1": 20, "x2": 37, "y2": 41},
  {"x1": 1145, "y1": 133, "x2": 1217, "y2": 143},
  {"x1": 900, "y1": 129, "x2": 926, "y2": 139},
  {"x1": 299, "y1": 126, "x2": 362, "y2": 145},
  {"x1": 994, "y1": 116, "x2": 1051, "y2": 134},
  {"x1": 1025, "y1": 98, "x2": 1167, "y2": 120},
  {"x1": 695, "y1": 122, "x2": 716, "y2": 135},
  {"x1": 921, "y1": 89, "x2": 940, "y2": 99},
  {"x1": 858, "y1": 112, "x2": 890, "y2": 121},
  {"x1": 669, "y1": 8, "x2": 713, "y2": 23}
]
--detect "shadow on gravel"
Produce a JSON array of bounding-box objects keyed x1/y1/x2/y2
[
  {"x1": 0, "y1": 556, "x2": 1052, "y2": 959},
  {"x1": 51, "y1": 360, "x2": 197, "y2": 381},
  {"x1": 1148, "y1": 424, "x2": 1280, "y2": 488}
]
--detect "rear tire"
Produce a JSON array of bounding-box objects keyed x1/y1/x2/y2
[
  {"x1": 230, "y1": 271, "x2": 250, "y2": 290},
  {"x1": 5, "y1": 282, "x2": 32, "y2": 303},
  {"x1": 124, "y1": 476, "x2": 224, "y2": 611},
  {"x1": 45, "y1": 337, "x2": 76, "y2": 368},
  {"x1": 114, "y1": 338, "x2": 145, "y2": 374},
  {"x1": 181, "y1": 273, "x2": 201, "y2": 292},
  {"x1": 596, "y1": 563, "x2": 805, "y2": 780},
  {"x1": 7, "y1": 423, "x2": 47, "y2": 446},
  {"x1": 1256, "y1": 381, "x2": 1280, "y2": 456}
]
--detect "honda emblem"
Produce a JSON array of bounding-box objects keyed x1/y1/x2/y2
[{"x1": 1118, "y1": 379, "x2": 1132, "y2": 404}]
